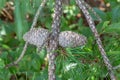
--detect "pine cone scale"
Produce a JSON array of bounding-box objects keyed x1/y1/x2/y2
[{"x1": 23, "y1": 28, "x2": 87, "y2": 48}]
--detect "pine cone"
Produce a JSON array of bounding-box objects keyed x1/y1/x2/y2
[
  {"x1": 59, "y1": 31, "x2": 87, "y2": 47},
  {"x1": 23, "y1": 28, "x2": 87, "y2": 48},
  {"x1": 23, "y1": 28, "x2": 50, "y2": 47}
]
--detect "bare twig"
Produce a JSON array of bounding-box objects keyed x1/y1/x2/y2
[
  {"x1": 30, "y1": 0, "x2": 47, "y2": 29},
  {"x1": 5, "y1": 0, "x2": 47, "y2": 68},
  {"x1": 5, "y1": 42, "x2": 28, "y2": 68},
  {"x1": 47, "y1": 0, "x2": 62, "y2": 80},
  {"x1": 83, "y1": 1, "x2": 102, "y2": 22},
  {"x1": 113, "y1": 64, "x2": 120, "y2": 70},
  {"x1": 75, "y1": 0, "x2": 116, "y2": 80}
]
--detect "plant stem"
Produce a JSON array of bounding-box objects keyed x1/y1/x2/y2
[
  {"x1": 83, "y1": 1, "x2": 102, "y2": 22},
  {"x1": 5, "y1": 0, "x2": 47, "y2": 68},
  {"x1": 47, "y1": 0, "x2": 62, "y2": 80},
  {"x1": 75, "y1": 0, "x2": 116, "y2": 80}
]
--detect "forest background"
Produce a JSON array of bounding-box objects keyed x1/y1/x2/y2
[{"x1": 0, "y1": 0, "x2": 120, "y2": 80}]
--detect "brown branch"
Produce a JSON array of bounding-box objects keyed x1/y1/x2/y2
[
  {"x1": 75, "y1": 0, "x2": 116, "y2": 80},
  {"x1": 5, "y1": 0, "x2": 47, "y2": 68},
  {"x1": 47, "y1": 0, "x2": 62, "y2": 80}
]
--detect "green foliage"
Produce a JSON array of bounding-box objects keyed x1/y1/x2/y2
[
  {"x1": 0, "y1": 0, "x2": 6, "y2": 11},
  {"x1": 0, "y1": 0, "x2": 120, "y2": 80}
]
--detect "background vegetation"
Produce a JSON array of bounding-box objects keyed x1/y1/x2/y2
[{"x1": 0, "y1": 0, "x2": 120, "y2": 80}]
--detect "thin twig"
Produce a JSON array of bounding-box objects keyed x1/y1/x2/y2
[
  {"x1": 30, "y1": 0, "x2": 47, "y2": 29},
  {"x1": 5, "y1": 42, "x2": 28, "y2": 68},
  {"x1": 83, "y1": 1, "x2": 102, "y2": 22},
  {"x1": 75, "y1": 0, "x2": 116, "y2": 80},
  {"x1": 5, "y1": 0, "x2": 47, "y2": 68},
  {"x1": 113, "y1": 64, "x2": 120, "y2": 70},
  {"x1": 47, "y1": 0, "x2": 62, "y2": 80}
]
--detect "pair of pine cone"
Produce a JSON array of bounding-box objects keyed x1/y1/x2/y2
[{"x1": 23, "y1": 28, "x2": 87, "y2": 48}]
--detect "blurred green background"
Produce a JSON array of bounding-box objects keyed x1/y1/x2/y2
[{"x1": 0, "y1": 0, "x2": 120, "y2": 80}]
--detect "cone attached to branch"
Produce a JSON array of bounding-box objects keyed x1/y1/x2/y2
[
  {"x1": 23, "y1": 28, "x2": 50, "y2": 48},
  {"x1": 59, "y1": 31, "x2": 87, "y2": 47},
  {"x1": 23, "y1": 28, "x2": 87, "y2": 48}
]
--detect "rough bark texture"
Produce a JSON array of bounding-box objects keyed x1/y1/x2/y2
[
  {"x1": 75, "y1": 0, "x2": 116, "y2": 80},
  {"x1": 47, "y1": 0, "x2": 62, "y2": 80}
]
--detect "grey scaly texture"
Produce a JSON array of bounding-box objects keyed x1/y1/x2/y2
[
  {"x1": 47, "y1": 0, "x2": 63, "y2": 79},
  {"x1": 23, "y1": 28, "x2": 50, "y2": 48},
  {"x1": 59, "y1": 31, "x2": 87, "y2": 47},
  {"x1": 23, "y1": 28, "x2": 87, "y2": 48}
]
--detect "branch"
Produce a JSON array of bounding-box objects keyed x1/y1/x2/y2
[
  {"x1": 75, "y1": 0, "x2": 116, "y2": 80},
  {"x1": 83, "y1": 1, "x2": 102, "y2": 22},
  {"x1": 113, "y1": 64, "x2": 120, "y2": 70},
  {"x1": 5, "y1": 0, "x2": 47, "y2": 68},
  {"x1": 5, "y1": 42, "x2": 28, "y2": 68},
  {"x1": 47, "y1": 0, "x2": 62, "y2": 80},
  {"x1": 30, "y1": 0, "x2": 47, "y2": 29}
]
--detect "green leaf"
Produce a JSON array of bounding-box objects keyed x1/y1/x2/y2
[
  {"x1": 14, "y1": 0, "x2": 23, "y2": 40},
  {"x1": 104, "y1": 22, "x2": 120, "y2": 33},
  {"x1": 0, "y1": 59, "x2": 5, "y2": 69},
  {"x1": 0, "y1": 0, "x2": 6, "y2": 11},
  {"x1": 14, "y1": 0, "x2": 29, "y2": 40},
  {"x1": 111, "y1": 5, "x2": 120, "y2": 23},
  {"x1": 94, "y1": 8, "x2": 107, "y2": 21}
]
